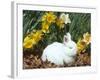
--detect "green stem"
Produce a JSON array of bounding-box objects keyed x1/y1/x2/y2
[
  {"x1": 30, "y1": 12, "x2": 44, "y2": 32},
  {"x1": 30, "y1": 18, "x2": 41, "y2": 31}
]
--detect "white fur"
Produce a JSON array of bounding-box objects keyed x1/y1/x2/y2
[{"x1": 41, "y1": 33, "x2": 77, "y2": 66}]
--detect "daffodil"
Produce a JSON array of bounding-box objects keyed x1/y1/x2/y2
[
  {"x1": 32, "y1": 30, "x2": 43, "y2": 42},
  {"x1": 83, "y1": 32, "x2": 91, "y2": 45},
  {"x1": 56, "y1": 18, "x2": 64, "y2": 29},
  {"x1": 60, "y1": 13, "x2": 71, "y2": 24},
  {"x1": 23, "y1": 30, "x2": 43, "y2": 49},
  {"x1": 41, "y1": 22, "x2": 49, "y2": 33},
  {"x1": 23, "y1": 36, "x2": 34, "y2": 48},
  {"x1": 77, "y1": 32, "x2": 91, "y2": 54},
  {"x1": 77, "y1": 39, "x2": 87, "y2": 53},
  {"x1": 41, "y1": 12, "x2": 57, "y2": 24},
  {"x1": 32, "y1": 30, "x2": 43, "y2": 45}
]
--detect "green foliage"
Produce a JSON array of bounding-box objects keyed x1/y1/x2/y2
[
  {"x1": 69, "y1": 13, "x2": 91, "y2": 42},
  {"x1": 23, "y1": 10, "x2": 91, "y2": 48},
  {"x1": 23, "y1": 10, "x2": 44, "y2": 38}
]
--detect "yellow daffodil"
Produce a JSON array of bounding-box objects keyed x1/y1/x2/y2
[
  {"x1": 32, "y1": 30, "x2": 43, "y2": 42},
  {"x1": 24, "y1": 35, "x2": 30, "y2": 43},
  {"x1": 60, "y1": 13, "x2": 71, "y2": 24},
  {"x1": 77, "y1": 32, "x2": 91, "y2": 54},
  {"x1": 41, "y1": 22, "x2": 49, "y2": 33},
  {"x1": 23, "y1": 30, "x2": 43, "y2": 49},
  {"x1": 83, "y1": 32, "x2": 91, "y2": 45},
  {"x1": 77, "y1": 39, "x2": 87, "y2": 53},
  {"x1": 23, "y1": 36, "x2": 33, "y2": 48},
  {"x1": 41, "y1": 12, "x2": 57, "y2": 24},
  {"x1": 32, "y1": 30, "x2": 44, "y2": 45},
  {"x1": 56, "y1": 18, "x2": 64, "y2": 29}
]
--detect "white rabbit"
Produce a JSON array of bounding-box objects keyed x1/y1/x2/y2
[{"x1": 41, "y1": 32, "x2": 77, "y2": 66}]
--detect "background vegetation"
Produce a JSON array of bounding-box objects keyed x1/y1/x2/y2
[{"x1": 23, "y1": 10, "x2": 91, "y2": 41}]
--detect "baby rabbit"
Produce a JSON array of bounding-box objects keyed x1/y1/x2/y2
[{"x1": 41, "y1": 33, "x2": 77, "y2": 66}]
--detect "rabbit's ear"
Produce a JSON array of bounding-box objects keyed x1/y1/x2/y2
[
  {"x1": 63, "y1": 35, "x2": 69, "y2": 43},
  {"x1": 66, "y1": 32, "x2": 71, "y2": 40}
]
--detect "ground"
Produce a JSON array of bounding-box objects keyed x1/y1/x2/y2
[{"x1": 23, "y1": 51, "x2": 91, "y2": 69}]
